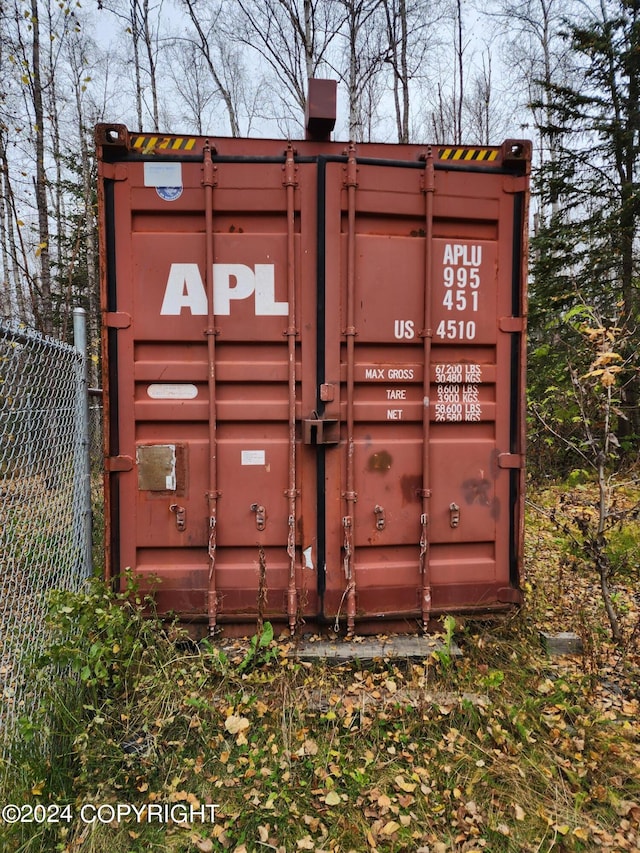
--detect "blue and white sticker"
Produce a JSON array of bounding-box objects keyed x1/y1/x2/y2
[
  {"x1": 156, "y1": 186, "x2": 183, "y2": 201},
  {"x1": 144, "y1": 162, "x2": 183, "y2": 201}
]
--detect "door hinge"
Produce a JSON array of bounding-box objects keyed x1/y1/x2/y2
[
  {"x1": 105, "y1": 311, "x2": 132, "y2": 329},
  {"x1": 502, "y1": 174, "x2": 529, "y2": 194},
  {"x1": 100, "y1": 162, "x2": 129, "y2": 181},
  {"x1": 106, "y1": 455, "x2": 133, "y2": 472},
  {"x1": 498, "y1": 586, "x2": 524, "y2": 604},
  {"x1": 499, "y1": 317, "x2": 525, "y2": 333},
  {"x1": 497, "y1": 453, "x2": 523, "y2": 469}
]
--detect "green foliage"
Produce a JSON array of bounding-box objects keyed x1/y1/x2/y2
[
  {"x1": 432, "y1": 614, "x2": 457, "y2": 671},
  {"x1": 39, "y1": 570, "x2": 163, "y2": 692},
  {"x1": 237, "y1": 621, "x2": 277, "y2": 673},
  {"x1": 528, "y1": 0, "x2": 640, "y2": 475},
  {"x1": 604, "y1": 517, "x2": 640, "y2": 580},
  {"x1": 2, "y1": 535, "x2": 639, "y2": 853}
]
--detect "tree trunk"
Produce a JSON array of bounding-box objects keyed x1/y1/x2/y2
[
  {"x1": 142, "y1": 0, "x2": 159, "y2": 131},
  {"x1": 31, "y1": 0, "x2": 53, "y2": 334}
]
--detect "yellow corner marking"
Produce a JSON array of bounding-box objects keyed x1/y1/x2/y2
[
  {"x1": 130, "y1": 135, "x2": 197, "y2": 153},
  {"x1": 439, "y1": 147, "x2": 499, "y2": 162}
]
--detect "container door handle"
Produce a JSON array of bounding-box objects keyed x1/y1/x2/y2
[
  {"x1": 251, "y1": 503, "x2": 267, "y2": 531},
  {"x1": 169, "y1": 503, "x2": 186, "y2": 532},
  {"x1": 449, "y1": 503, "x2": 460, "y2": 528}
]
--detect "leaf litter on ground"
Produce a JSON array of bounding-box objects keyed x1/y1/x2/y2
[{"x1": 1, "y1": 484, "x2": 639, "y2": 853}]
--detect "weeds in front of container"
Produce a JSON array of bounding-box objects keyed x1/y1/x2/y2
[{"x1": 2, "y1": 559, "x2": 639, "y2": 853}]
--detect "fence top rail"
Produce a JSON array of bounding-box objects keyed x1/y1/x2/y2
[{"x1": 0, "y1": 321, "x2": 82, "y2": 358}]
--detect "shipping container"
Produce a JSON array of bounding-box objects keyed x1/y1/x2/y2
[{"x1": 96, "y1": 93, "x2": 530, "y2": 638}]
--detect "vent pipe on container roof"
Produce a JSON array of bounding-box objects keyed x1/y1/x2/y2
[{"x1": 305, "y1": 78, "x2": 337, "y2": 141}]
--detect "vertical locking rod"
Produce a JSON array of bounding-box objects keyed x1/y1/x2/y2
[
  {"x1": 419, "y1": 149, "x2": 435, "y2": 631},
  {"x1": 203, "y1": 141, "x2": 220, "y2": 636},
  {"x1": 284, "y1": 144, "x2": 300, "y2": 634},
  {"x1": 343, "y1": 144, "x2": 358, "y2": 637}
]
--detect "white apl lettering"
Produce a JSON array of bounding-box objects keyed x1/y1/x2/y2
[
  {"x1": 442, "y1": 243, "x2": 482, "y2": 266},
  {"x1": 160, "y1": 263, "x2": 288, "y2": 316}
]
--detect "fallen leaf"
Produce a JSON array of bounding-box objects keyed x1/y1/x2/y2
[
  {"x1": 572, "y1": 827, "x2": 590, "y2": 841},
  {"x1": 297, "y1": 739, "x2": 318, "y2": 756},
  {"x1": 225, "y1": 715, "x2": 250, "y2": 735},
  {"x1": 324, "y1": 790, "x2": 341, "y2": 806},
  {"x1": 615, "y1": 800, "x2": 640, "y2": 818},
  {"x1": 514, "y1": 804, "x2": 526, "y2": 821},
  {"x1": 378, "y1": 794, "x2": 392, "y2": 808},
  {"x1": 394, "y1": 775, "x2": 417, "y2": 793},
  {"x1": 381, "y1": 820, "x2": 401, "y2": 835}
]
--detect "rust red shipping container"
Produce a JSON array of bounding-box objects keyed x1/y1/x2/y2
[{"x1": 96, "y1": 116, "x2": 530, "y2": 638}]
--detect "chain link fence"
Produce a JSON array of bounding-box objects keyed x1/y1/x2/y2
[{"x1": 0, "y1": 317, "x2": 96, "y2": 766}]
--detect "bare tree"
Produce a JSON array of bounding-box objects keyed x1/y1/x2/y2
[
  {"x1": 490, "y1": 0, "x2": 577, "y2": 206},
  {"x1": 453, "y1": 0, "x2": 466, "y2": 143},
  {"x1": 464, "y1": 44, "x2": 512, "y2": 144},
  {"x1": 381, "y1": 0, "x2": 435, "y2": 143},
  {"x1": 98, "y1": 0, "x2": 162, "y2": 131},
  {"x1": 26, "y1": 0, "x2": 54, "y2": 332},
  {"x1": 65, "y1": 31, "x2": 101, "y2": 365},
  {"x1": 0, "y1": 132, "x2": 30, "y2": 321},
  {"x1": 166, "y1": 40, "x2": 218, "y2": 135},
  {"x1": 177, "y1": 0, "x2": 248, "y2": 137},
  {"x1": 333, "y1": 0, "x2": 384, "y2": 140},
  {"x1": 231, "y1": 0, "x2": 343, "y2": 130}
]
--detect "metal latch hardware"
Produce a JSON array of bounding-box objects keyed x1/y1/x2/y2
[
  {"x1": 449, "y1": 503, "x2": 460, "y2": 528},
  {"x1": 303, "y1": 417, "x2": 339, "y2": 445},
  {"x1": 251, "y1": 503, "x2": 266, "y2": 531},
  {"x1": 320, "y1": 383, "x2": 335, "y2": 402},
  {"x1": 169, "y1": 503, "x2": 186, "y2": 532},
  {"x1": 374, "y1": 505, "x2": 385, "y2": 531}
]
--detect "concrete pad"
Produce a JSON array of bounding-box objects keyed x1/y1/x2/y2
[
  {"x1": 540, "y1": 631, "x2": 583, "y2": 656},
  {"x1": 295, "y1": 634, "x2": 462, "y2": 663}
]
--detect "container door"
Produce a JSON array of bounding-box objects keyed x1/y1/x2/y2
[
  {"x1": 316, "y1": 157, "x2": 521, "y2": 631},
  {"x1": 106, "y1": 155, "x2": 320, "y2": 629}
]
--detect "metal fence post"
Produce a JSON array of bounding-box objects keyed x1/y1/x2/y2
[{"x1": 73, "y1": 307, "x2": 93, "y2": 577}]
